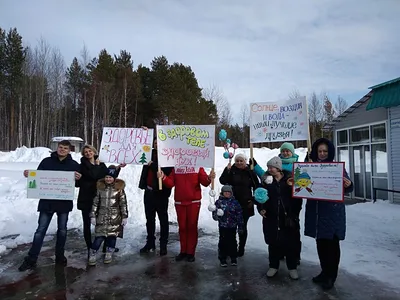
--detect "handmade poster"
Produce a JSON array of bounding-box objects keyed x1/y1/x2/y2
[
  {"x1": 27, "y1": 170, "x2": 75, "y2": 200},
  {"x1": 157, "y1": 125, "x2": 215, "y2": 173},
  {"x1": 249, "y1": 97, "x2": 309, "y2": 143},
  {"x1": 99, "y1": 127, "x2": 153, "y2": 164},
  {"x1": 292, "y1": 162, "x2": 345, "y2": 202}
]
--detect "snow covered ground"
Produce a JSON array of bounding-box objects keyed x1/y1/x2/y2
[{"x1": 0, "y1": 146, "x2": 399, "y2": 290}]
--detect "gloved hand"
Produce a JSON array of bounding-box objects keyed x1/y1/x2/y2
[
  {"x1": 249, "y1": 158, "x2": 258, "y2": 167},
  {"x1": 217, "y1": 209, "x2": 224, "y2": 216},
  {"x1": 121, "y1": 218, "x2": 128, "y2": 226},
  {"x1": 90, "y1": 218, "x2": 96, "y2": 226},
  {"x1": 208, "y1": 204, "x2": 216, "y2": 212}
]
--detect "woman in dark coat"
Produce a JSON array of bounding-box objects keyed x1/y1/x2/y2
[
  {"x1": 219, "y1": 153, "x2": 259, "y2": 257},
  {"x1": 254, "y1": 156, "x2": 302, "y2": 280},
  {"x1": 77, "y1": 145, "x2": 124, "y2": 253},
  {"x1": 304, "y1": 138, "x2": 354, "y2": 290}
]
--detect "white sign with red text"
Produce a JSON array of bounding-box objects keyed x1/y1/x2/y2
[{"x1": 156, "y1": 125, "x2": 215, "y2": 173}]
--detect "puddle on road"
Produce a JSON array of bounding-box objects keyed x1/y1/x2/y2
[{"x1": 0, "y1": 264, "x2": 85, "y2": 299}]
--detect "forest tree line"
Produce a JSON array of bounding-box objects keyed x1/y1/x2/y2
[{"x1": 0, "y1": 27, "x2": 348, "y2": 151}]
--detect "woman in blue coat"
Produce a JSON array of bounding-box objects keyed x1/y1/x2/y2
[{"x1": 304, "y1": 138, "x2": 353, "y2": 290}]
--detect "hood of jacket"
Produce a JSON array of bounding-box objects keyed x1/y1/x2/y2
[
  {"x1": 97, "y1": 178, "x2": 126, "y2": 190},
  {"x1": 310, "y1": 138, "x2": 335, "y2": 162}
]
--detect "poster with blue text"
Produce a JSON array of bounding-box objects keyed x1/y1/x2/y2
[{"x1": 249, "y1": 97, "x2": 309, "y2": 143}]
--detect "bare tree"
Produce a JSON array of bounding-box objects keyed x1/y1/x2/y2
[
  {"x1": 334, "y1": 96, "x2": 348, "y2": 116},
  {"x1": 48, "y1": 47, "x2": 65, "y2": 138},
  {"x1": 80, "y1": 44, "x2": 90, "y2": 143},
  {"x1": 33, "y1": 37, "x2": 51, "y2": 146},
  {"x1": 202, "y1": 84, "x2": 232, "y2": 125},
  {"x1": 239, "y1": 103, "x2": 249, "y2": 146},
  {"x1": 308, "y1": 91, "x2": 323, "y2": 143},
  {"x1": 288, "y1": 89, "x2": 302, "y2": 100}
]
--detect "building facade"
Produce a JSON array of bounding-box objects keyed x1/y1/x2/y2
[{"x1": 326, "y1": 77, "x2": 400, "y2": 203}]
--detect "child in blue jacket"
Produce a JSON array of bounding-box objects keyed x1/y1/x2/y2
[{"x1": 212, "y1": 185, "x2": 244, "y2": 267}]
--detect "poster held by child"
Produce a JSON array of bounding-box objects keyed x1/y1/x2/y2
[{"x1": 88, "y1": 166, "x2": 128, "y2": 266}]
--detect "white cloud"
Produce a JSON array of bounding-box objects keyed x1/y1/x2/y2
[{"x1": 1, "y1": 0, "x2": 399, "y2": 122}]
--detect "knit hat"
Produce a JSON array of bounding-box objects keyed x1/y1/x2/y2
[
  {"x1": 280, "y1": 142, "x2": 295, "y2": 156},
  {"x1": 221, "y1": 185, "x2": 233, "y2": 195},
  {"x1": 254, "y1": 187, "x2": 269, "y2": 204},
  {"x1": 298, "y1": 172, "x2": 311, "y2": 180},
  {"x1": 234, "y1": 153, "x2": 247, "y2": 162},
  {"x1": 267, "y1": 156, "x2": 282, "y2": 171},
  {"x1": 106, "y1": 165, "x2": 118, "y2": 179}
]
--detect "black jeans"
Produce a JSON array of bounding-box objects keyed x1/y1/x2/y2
[
  {"x1": 91, "y1": 236, "x2": 117, "y2": 251},
  {"x1": 218, "y1": 227, "x2": 238, "y2": 260},
  {"x1": 144, "y1": 189, "x2": 169, "y2": 246},
  {"x1": 268, "y1": 229, "x2": 299, "y2": 270},
  {"x1": 28, "y1": 211, "x2": 69, "y2": 261},
  {"x1": 81, "y1": 209, "x2": 92, "y2": 249},
  {"x1": 316, "y1": 236, "x2": 341, "y2": 282}
]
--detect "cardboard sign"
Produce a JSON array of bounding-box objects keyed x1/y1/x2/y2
[
  {"x1": 156, "y1": 125, "x2": 215, "y2": 173},
  {"x1": 27, "y1": 170, "x2": 75, "y2": 200},
  {"x1": 99, "y1": 127, "x2": 154, "y2": 164},
  {"x1": 250, "y1": 97, "x2": 309, "y2": 143},
  {"x1": 292, "y1": 162, "x2": 345, "y2": 202}
]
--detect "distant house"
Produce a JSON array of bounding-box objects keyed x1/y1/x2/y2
[
  {"x1": 50, "y1": 137, "x2": 84, "y2": 153},
  {"x1": 324, "y1": 77, "x2": 400, "y2": 203}
]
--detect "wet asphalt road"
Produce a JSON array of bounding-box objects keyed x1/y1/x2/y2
[{"x1": 0, "y1": 229, "x2": 399, "y2": 300}]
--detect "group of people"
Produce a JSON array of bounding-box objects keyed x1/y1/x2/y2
[{"x1": 17, "y1": 135, "x2": 353, "y2": 291}]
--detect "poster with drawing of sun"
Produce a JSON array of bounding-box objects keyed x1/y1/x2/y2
[{"x1": 292, "y1": 162, "x2": 345, "y2": 202}]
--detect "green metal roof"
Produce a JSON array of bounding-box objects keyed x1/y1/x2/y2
[{"x1": 366, "y1": 77, "x2": 400, "y2": 110}]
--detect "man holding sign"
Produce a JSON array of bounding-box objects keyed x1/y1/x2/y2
[{"x1": 18, "y1": 140, "x2": 81, "y2": 271}]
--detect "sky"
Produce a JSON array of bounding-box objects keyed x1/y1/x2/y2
[{"x1": 1, "y1": 0, "x2": 400, "y2": 122}]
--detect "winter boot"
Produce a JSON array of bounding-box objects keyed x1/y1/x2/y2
[
  {"x1": 312, "y1": 272, "x2": 326, "y2": 284},
  {"x1": 55, "y1": 255, "x2": 67, "y2": 266},
  {"x1": 289, "y1": 269, "x2": 299, "y2": 280},
  {"x1": 266, "y1": 268, "x2": 278, "y2": 278},
  {"x1": 88, "y1": 250, "x2": 97, "y2": 266},
  {"x1": 237, "y1": 246, "x2": 245, "y2": 257},
  {"x1": 104, "y1": 247, "x2": 114, "y2": 264},
  {"x1": 231, "y1": 258, "x2": 238, "y2": 266},
  {"x1": 18, "y1": 256, "x2": 37, "y2": 272},
  {"x1": 160, "y1": 244, "x2": 167, "y2": 256},
  {"x1": 321, "y1": 278, "x2": 335, "y2": 290},
  {"x1": 220, "y1": 259, "x2": 228, "y2": 267},
  {"x1": 186, "y1": 254, "x2": 195, "y2": 262},
  {"x1": 175, "y1": 253, "x2": 187, "y2": 261},
  {"x1": 140, "y1": 243, "x2": 155, "y2": 254}
]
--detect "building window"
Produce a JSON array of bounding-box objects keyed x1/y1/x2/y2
[
  {"x1": 371, "y1": 123, "x2": 386, "y2": 142},
  {"x1": 350, "y1": 126, "x2": 369, "y2": 144},
  {"x1": 372, "y1": 143, "x2": 387, "y2": 177},
  {"x1": 337, "y1": 130, "x2": 348, "y2": 145}
]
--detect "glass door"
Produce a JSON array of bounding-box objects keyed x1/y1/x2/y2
[
  {"x1": 353, "y1": 146, "x2": 364, "y2": 198},
  {"x1": 352, "y1": 145, "x2": 371, "y2": 199}
]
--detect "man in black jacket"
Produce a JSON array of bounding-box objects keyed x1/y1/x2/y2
[
  {"x1": 18, "y1": 140, "x2": 82, "y2": 271},
  {"x1": 138, "y1": 138, "x2": 172, "y2": 256}
]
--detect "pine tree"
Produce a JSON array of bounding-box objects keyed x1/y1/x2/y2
[
  {"x1": 294, "y1": 167, "x2": 301, "y2": 182},
  {"x1": 139, "y1": 152, "x2": 147, "y2": 164}
]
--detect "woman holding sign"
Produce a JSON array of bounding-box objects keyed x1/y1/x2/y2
[
  {"x1": 304, "y1": 138, "x2": 353, "y2": 290},
  {"x1": 158, "y1": 168, "x2": 216, "y2": 262}
]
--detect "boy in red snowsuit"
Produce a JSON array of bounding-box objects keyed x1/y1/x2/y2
[{"x1": 159, "y1": 167, "x2": 216, "y2": 262}]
